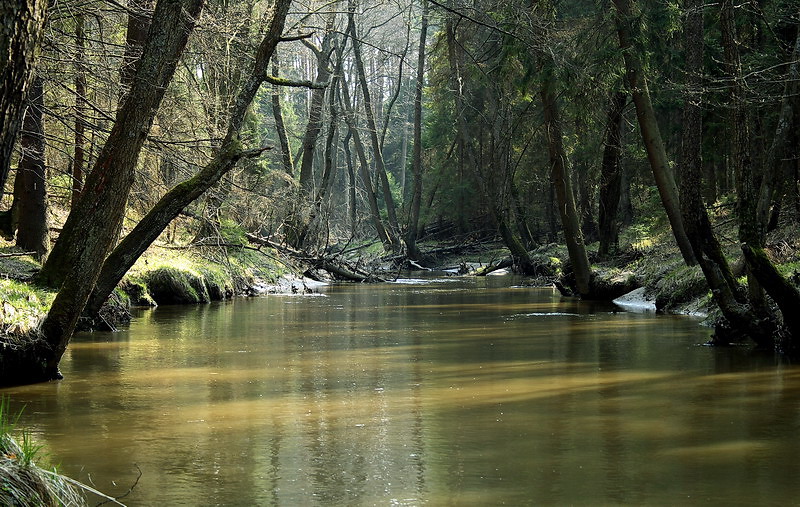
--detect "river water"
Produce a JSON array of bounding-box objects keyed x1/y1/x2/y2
[{"x1": 3, "y1": 276, "x2": 800, "y2": 505}]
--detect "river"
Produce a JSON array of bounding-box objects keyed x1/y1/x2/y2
[{"x1": 3, "y1": 275, "x2": 800, "y2": 505}]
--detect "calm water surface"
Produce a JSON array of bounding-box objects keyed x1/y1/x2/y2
[{"x1": 4, "y1": 276, "x2": 800, "y2": 505}]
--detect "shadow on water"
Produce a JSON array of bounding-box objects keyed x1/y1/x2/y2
[{"x1": 3, "y1": 275, "x2": 800, "y2": 505}]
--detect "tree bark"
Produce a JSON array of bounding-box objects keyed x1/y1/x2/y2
[
  {"x1": 342, "y1": 129, "x2": 358, "y2": 236},
  {"x1": 13, "y1": 75, "x2": 48, "y2": 260},
  {"x1": 404, "y1": 0, "x2": 428, "y2": 260},
  {"x1": 31, "y1": 0, "x2": 205, "y2": 383},
  {"x1": 297, "y1": 24, "x2": 334, "y2": 193},
  {"x1": 338, "y1": 71, "x2": 392, "y2": 249},
  {"x1": 541, "y1": 75, "x2": 592, "y2": 296},
  {"x1": 757, "y1": 22, "x2": 799, "y2": 236},
  {"x1": 347, "y1": 0, "x2": 400, "y2": 242},
  {"x1": 83, "y1": 0, "x2": 291, "y2": 319},
  {"x1": 120, "y1": 0, "x2": 154, "y2": 99},
  {"x1": 0, "y1": 0, "x2": 47, "y2": 193},
  {"x1": 287, "y1": 15, "x2": 335, "y2": 247},
  {"x1": 72, "y1": 12, "x2": 87, "y2": 207},
  {"x1": 598, "y1": 92, "x2": 626, "y2": 259},
  {"x1": 271, "y1": 53, "x2": 294, "y2": 177},
  {"x1": 676, "y1": 0, "x2": 769, "y2": 346},
  {"x1": 612, "y1": 0, "x2": 696, "y2": 266}
]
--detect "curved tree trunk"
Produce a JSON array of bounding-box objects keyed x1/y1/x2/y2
[
  {"x1": 26, "y1": 0, "x2": 206, "y2": 385},
  {"x1": 612, "y1": 0, "x2": 696, "y2": 266},
  {"x1": 541, "y1": 75, "x2": 592, "y2": 296},
  {"x1": 83, "y1": 0, "x2": 292, "y2": 320}
]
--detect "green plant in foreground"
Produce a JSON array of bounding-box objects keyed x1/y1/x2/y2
[{"x1": 0, "y1": 397, "x2": 87, "y2": 506}]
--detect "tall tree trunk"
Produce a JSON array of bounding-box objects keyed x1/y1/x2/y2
[
  {"x1": 297, "y1": 25, "x2": 334, "y2": 192},
  {"x1": 293, "y1": 43, "x2": 342, "y2": 248},
  {"x1": 13, "y1": 75, "x2": 48, "y2": 260},
  {"x1": 347, "y1": 0, "x2": 400, "y2": 241},
  {"x1": 541, "y1": 75, "x2": 592, "y2": 296},
  {"x1": 404, "y1": 0, "x2": 428, "y2": 261},
  {"x1": 287, "y1": 17, "x2": 334, "y2": 247},
  {"x1": 612, "y1": 0, "x2": 696, "y2": 266},
  {"x1": 742, "y1": 15, "x2": 800, "y2": 351},
  {"x1": 83, "y1": 0, "x2": 291, "y2": 320},
  {"x1": 719, "y1": 0, "x2": 767, "y2": 308},
  {"x1": 339, "y1": 73, "x2": 392, "y2": 248},
  {"x1": 72, "y1": 12, "x2": 87, "y2": 207},
  {"x1": 598, "y1": 92, "x2": 626, "y2": 259},
  {"x1": 120, "y1": 0, "x2": 154, "y2": 99},
  {"x1": 0, "y1": 0, "x2": 47, "y2": 193},
  {"x1": 677, "y1": 0, "x2": 769, "y2": 346},
  {"x1": 27, "y1": 0, "x2": 205, "y2": 385},
  {"x1": 271, "y1": 53, "x2": 294, "y2": 177},
  {"x1": 757, "y1": 22, "x2": 799, "y2": 236},
  {"x1": 342, "y1": 129, "x2": 358, "y2": 236}
]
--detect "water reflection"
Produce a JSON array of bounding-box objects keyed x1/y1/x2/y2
[{"x1": 2, "y1": 276, "x2": 800, "y2": 505}]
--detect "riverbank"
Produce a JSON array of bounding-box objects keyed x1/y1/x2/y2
[{"x1": 0, "y1": 240, "x2": 294, "y2": 336}]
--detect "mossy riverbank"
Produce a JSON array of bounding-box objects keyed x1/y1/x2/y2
[{"x1": 0, "y1": 241, "x2": 295, "y2": 337}]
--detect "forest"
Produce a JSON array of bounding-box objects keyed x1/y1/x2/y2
[{"x1": 0, "y1": 0, "x2": 798, "y2": 388}]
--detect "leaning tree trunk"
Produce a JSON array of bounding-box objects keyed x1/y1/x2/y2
[
  {"x1": 83, "y1": 0, "x2": 291, "y2": 320},
  {"x1": 597, "y1": 92, "x2": 626, "y2": 259},
  {"x1": 25, "y1": 0, "x2": 206, "y2": 386},
  {"x1": 13, "y1": 75, "x2": 49, "y2": 260},
  {"x1": 612, "y1": 0, "x2": 696, "y2": 266},
  {"x1": 0, "y1": 0, "x2": 48, "y2": 193},
  {"x1": 541, "y1": 74, "x2": 592, "y2": 297}
]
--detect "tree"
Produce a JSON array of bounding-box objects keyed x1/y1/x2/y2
[
  {"x1": 541, "y1": 70, "x2": 592, "y2": 296},
  {"x1": 347, "y1": 0, "x2": 401, "y2": 247},
  {"x1": 404, "y1": 0, "x2": 428, "y2": 261},
  {"x1": 8, "y1": 0, "x2": 207, "y2": 385},
  {"x1": 0, "y1": 0, "x2": 48, "y2": 194},
  {"x1": 597, "y1": 92, "x2": 626, "y2": 259},
  {"x1": 611, "y1": 0, "x2": 696, "y2": 266},
  {"x1": 83, "y1": 0, "x2": 293, "y2": 320},
  {"x1": 13, "y1": 75, "x2": 49, "y2": 260}
]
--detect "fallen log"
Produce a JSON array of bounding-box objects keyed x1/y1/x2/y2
[{"x1": 471, "y1": 257, "x2": 513, "y2": 276}]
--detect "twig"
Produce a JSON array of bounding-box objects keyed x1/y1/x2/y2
[
  {"x1": 97, "y1": 464, "x2": 142, "y2": 506},
  {"x1": 0, "y1": 252, "x2": 36, "y2": 258}
]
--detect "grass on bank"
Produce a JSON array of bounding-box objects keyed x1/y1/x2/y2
[{"x1": 0, "y1": 398, "x2": 86, "y2": 506}]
